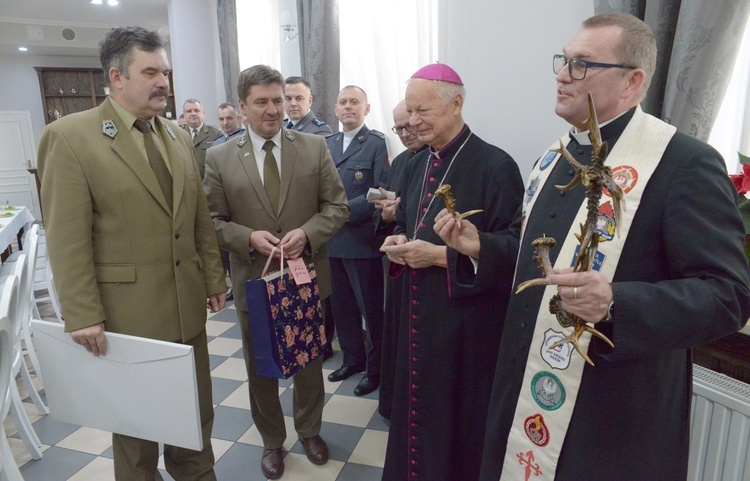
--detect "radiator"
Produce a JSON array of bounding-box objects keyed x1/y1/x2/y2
[{"x1": 689, "y1": 365, "x2": 750, "y2": 481}]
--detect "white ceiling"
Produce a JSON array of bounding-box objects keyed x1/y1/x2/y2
[{"x1": 0, "y1": 0, "x2": 169, "y2": 57}]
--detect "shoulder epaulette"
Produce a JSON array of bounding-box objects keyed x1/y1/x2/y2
[
  {"x1": 312, "y1": 118, "x2": 327, "y2": 127},
  {"x1": 370, "y1": 130, "x2": 385, "y2": 139},
  {"x1": 325, "y1": 132, "x2": 338, "y2": 139}
]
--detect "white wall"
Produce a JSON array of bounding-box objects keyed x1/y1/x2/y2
[
  {"x1": 169, "y1": 0, "x2": 225, "y2": 124},
  {"x1": 0, "y1": 53, "x2": 101, "y2": 146},
  {"x1": 439, "y1": 0, "x2": 594, "y2": 181}
]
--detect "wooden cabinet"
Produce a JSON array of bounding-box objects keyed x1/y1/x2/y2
[{"x1": 35, "y1": 67, "x2": 176, "y2": 123}]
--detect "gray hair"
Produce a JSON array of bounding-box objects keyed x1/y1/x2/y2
[{"x1": 99, "y1": 26, "x2": 164, "y2": 86}]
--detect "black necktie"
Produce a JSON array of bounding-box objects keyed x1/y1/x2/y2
[
  {"x1": 134, "y1": 120, "x2": 173, "y2": 210},
  {"x1": 263, "y1": 140, "x2": 280, "y2": 213},
  {"x1": 285, "y1": 121, "x2": 294, "y2": 129}
]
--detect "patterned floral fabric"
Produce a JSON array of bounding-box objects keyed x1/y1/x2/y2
[{"x1": 265, "y1": 264, "x2": 326, "y2": 378}]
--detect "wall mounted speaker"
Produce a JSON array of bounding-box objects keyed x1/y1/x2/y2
[{"x1": 61, "y1": 28, "x2": 77, "y2": 41}]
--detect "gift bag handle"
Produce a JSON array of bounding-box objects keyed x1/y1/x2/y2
[{"x1": 261, "y1": 245, "x2": 285, "y2": 277}]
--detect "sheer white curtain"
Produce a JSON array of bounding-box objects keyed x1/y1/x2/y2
[
  {"x1": 339, "y1": 0, "x2": 438, "y2": 157},
  {"x1": 709, "y1": 16, "x2": 750, "y2": 174},
  {"x1": 236, "y1": 0, "x2": 282, "y2": 71}
]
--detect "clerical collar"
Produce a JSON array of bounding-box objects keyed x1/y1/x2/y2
[
  {"x1": 429, "y1": 124, "x2": 469, "y2": 161},
  {"x1": 569, "y1": 108, "x2": 635, "y2": 145}
]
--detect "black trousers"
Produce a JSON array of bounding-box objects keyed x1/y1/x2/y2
[{"x1": 329, "y1": 256, "x2": 384, "y2": 377}]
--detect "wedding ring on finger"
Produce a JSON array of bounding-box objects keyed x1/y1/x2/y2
[{"x1": 573, "y1": 286, "x2": 578, "y2": 299}]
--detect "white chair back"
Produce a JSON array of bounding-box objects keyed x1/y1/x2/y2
[
  {"x1": 0, "y1": 310, "x2": 24, "y2": 481},
  {"x1": 19, "y1": 224, "x2": 39, "y2": 326},
  {"x1": 2, "y1": 258, "x2": 25, "y2": 345},
  {"x1": 0, "y1": 272, "x2": 43, "y2": 460},
  {"x1": 45, "y1": 261, "x2": 64, "y2": 324},
  {"x1": 0, "y1": 313, "x2": 11, "y2": 422}
]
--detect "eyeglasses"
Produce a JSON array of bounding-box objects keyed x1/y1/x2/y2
[
  {"x1": 391, "y1": 124, "x2": 413, "y2": 135},
  {"x1": 552, "y1": 54, "x2": 636, "y2": 80}
]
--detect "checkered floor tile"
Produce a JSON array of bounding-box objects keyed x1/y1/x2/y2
[{"x1": 5, "y1": 294, "x2": 388, "y2": 480}]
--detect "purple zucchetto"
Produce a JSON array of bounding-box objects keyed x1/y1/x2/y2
[{"x1": 410, "y1": 62, "x2": 464, "y2": 85}]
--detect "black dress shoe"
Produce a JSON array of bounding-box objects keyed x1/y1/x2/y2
[
  {"x1": 353, "y1": 376, "x2": 380, "y2": 396},
  {"x1": 300, "y1": 434, "x2": 329, "y2": 465},
  {"x1": 261, "y1": 448, "x2": 284, "y2": 479},
  {"x1": 327, "y1": 363, "x2": 365, "y2": 382}
]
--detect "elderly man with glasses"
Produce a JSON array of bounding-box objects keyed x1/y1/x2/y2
[{"x1": 433, "y1": 13, "x2": 750, "y2": 481}]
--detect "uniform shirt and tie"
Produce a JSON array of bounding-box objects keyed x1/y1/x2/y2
[{"x1": 246, "y1": 129, "x2": 282, "y2": 212}]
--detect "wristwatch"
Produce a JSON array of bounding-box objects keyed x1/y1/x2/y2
[{"x1": 602, "y1": 301, "x2": 615, "y2": 322}]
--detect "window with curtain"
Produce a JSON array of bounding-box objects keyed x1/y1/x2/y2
[
  {"x1": 709, "y1": 15, "x2": 750, "y2": 173},
  {"x1": 339, "y1": 0, "x2": 438, "y2": 157},
  {"x1": 236, "y1": 0, "x2": 282, "y2": 70}
]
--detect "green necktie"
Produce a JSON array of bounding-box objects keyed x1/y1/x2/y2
[
  {"x1": 134, "y1": 119, "x2": 172, "y2": 210},
  {"x1": 263, "y1": 140, "x2": 280, "y2": 213}
]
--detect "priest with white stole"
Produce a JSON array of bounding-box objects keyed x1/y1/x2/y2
[
  {"x1": 380, "y1": 63, "x2": 524, "y2": 481},
  {"x1": 434, "y1": 13, "x2": 750, "y2": 481}
]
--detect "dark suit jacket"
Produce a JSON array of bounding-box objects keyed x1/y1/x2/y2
[
  {"x1": 325, "y1": 124, "x2": 389, "y2": 258},
  {"x1": 203, "y1": 130, "x2": 349, "y2": 312},
  {"x1": 478, "y1": 111, "x2": 750, "y2": 481},
  {"x1": 183, "y1": 123, "x2": 221, "y2": 178},
  {"x1": 38, "y1": 97, "x2": 226, "y2": 342},
  {"x1": 285, "y1": 111, "x2": 333, "y2": 136}
]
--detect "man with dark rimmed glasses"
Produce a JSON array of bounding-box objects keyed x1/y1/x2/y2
[{"x1": 434, "y1": 13, "x2": 750, "y2": 481}]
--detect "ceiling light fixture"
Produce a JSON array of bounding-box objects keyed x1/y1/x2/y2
[
  {"x1": 90, "y1": 0, "x2": 103, "y2": 4},
  {"x1": 18, "y1": 46, "x2": 28, "y2": 52},
  {"x1": 107, "y1": 0, "x2": 120, "y2": 5}
]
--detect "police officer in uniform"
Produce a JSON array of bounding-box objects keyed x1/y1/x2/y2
[
  {"x1": 284, "y1": 76, "x2": 333, "y2": 135},
  {"x1": 325, "y1": 85, "x2": 389, "y2": 397}
]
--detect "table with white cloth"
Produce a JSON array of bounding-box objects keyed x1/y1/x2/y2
[{"x1": 0, "y1": 206, "x2": 35, "y2": 261}]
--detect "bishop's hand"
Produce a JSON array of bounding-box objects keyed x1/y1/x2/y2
[{"x1": 434, "y1": 208, "x2": 480, "y2": 259}]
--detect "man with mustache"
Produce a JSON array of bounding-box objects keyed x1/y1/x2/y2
[{"x1": 38, "y1": 26, "x2": 226, "y2": 480}]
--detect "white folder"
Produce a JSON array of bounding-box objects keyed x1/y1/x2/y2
[{"x1": 30, "y1": 319, "x2": 202, "y2": 451}]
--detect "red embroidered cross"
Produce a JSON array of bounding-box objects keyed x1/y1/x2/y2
[{"x1": 516, "y1": 450, "x2": 543, "y2": 481}]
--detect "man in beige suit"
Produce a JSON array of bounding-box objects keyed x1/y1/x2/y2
[
  {"x1": 203, "y1": 65, "x2": 348, "y2": 480},
  {"x1": 38, "y1": 26, "x2": 226, "y2": 481}
]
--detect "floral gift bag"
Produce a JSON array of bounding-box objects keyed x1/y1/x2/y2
[{"x1": 245, "y1": 247, "x2": 327, "y2": 379}]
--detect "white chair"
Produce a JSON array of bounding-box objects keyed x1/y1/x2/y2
[
  {"x1": 43, "y1": 261, "x2": 63, "y2": 324},
  {"x1": 1, "y1": 271, "x2": 42, "y2": 461},
  {"x1": 15, "y1": 225, "x2": 45, "y2": 391},
  {"x1": 0, "y1": 311, "x2": 24, "y2": 481}
]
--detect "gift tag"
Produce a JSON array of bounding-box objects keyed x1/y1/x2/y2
[{"x1": 286, "y1": 257, "x2": 312, "y2": 285}]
